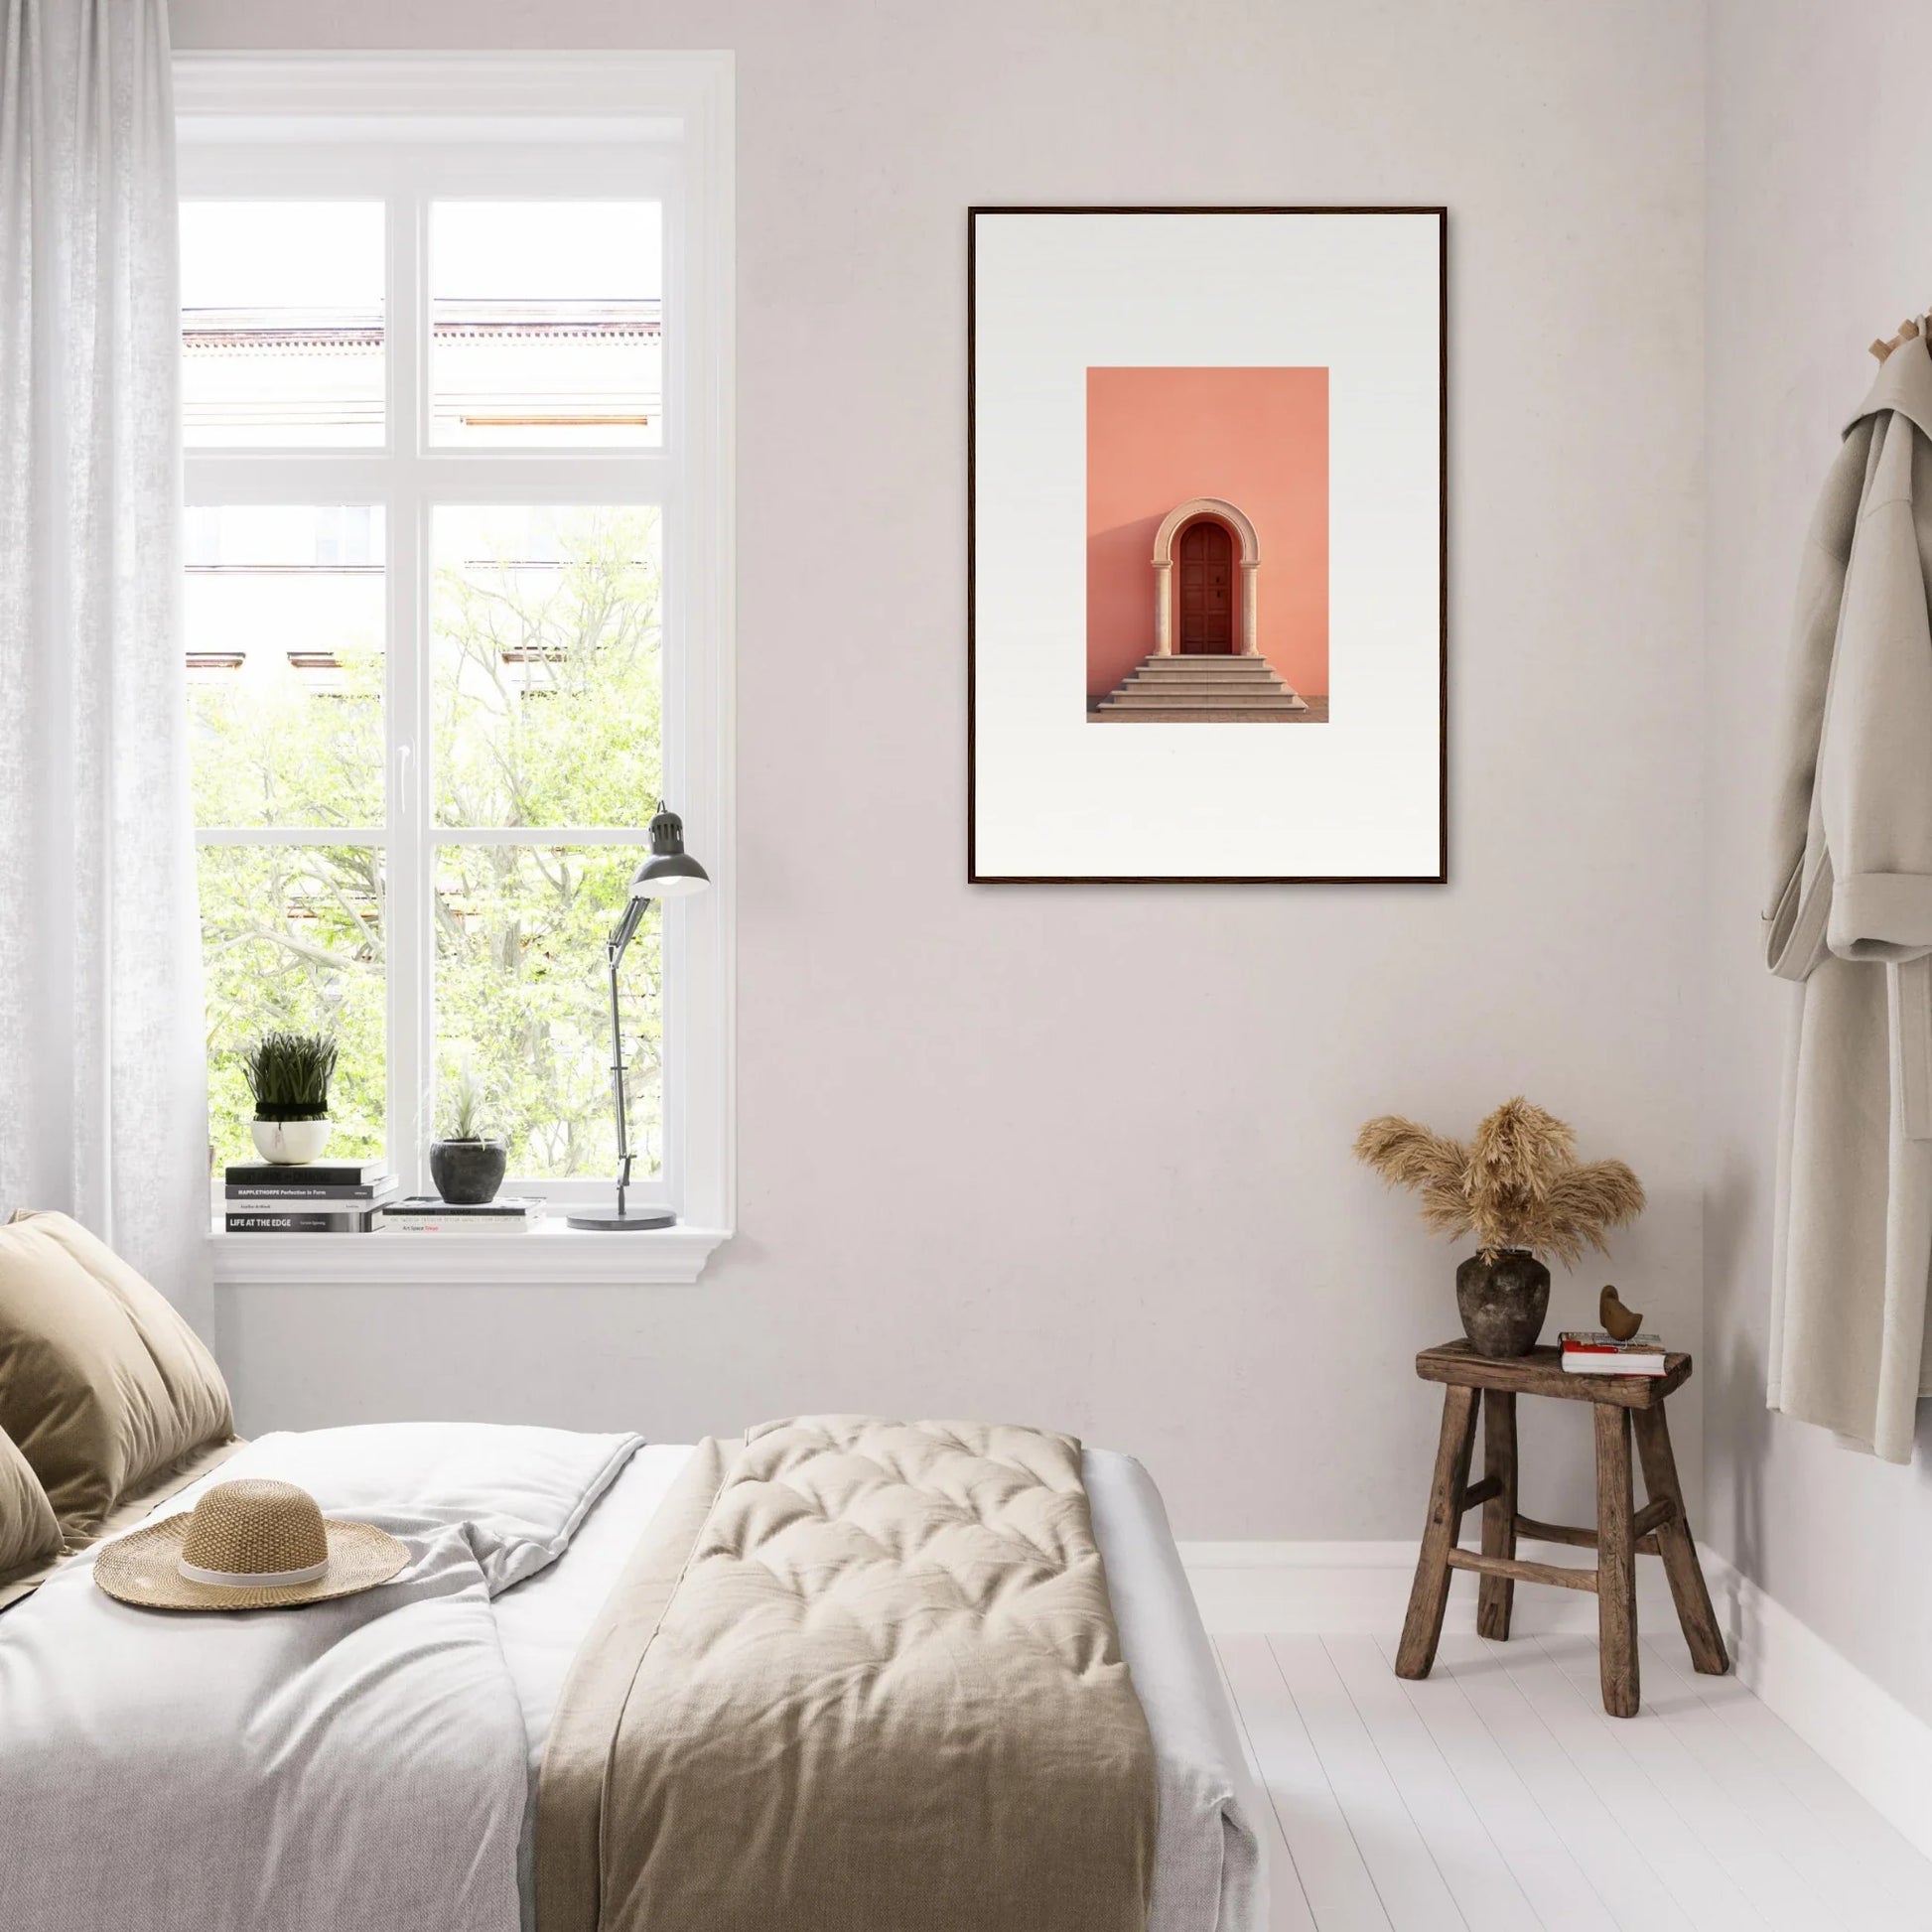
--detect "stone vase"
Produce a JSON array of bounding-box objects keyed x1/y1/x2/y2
[
  {"x1": 1454, "y1": 1248, "x2": 1551, "y2": 1358},
  {"x1": 428, "y1": 1138, "x2": 507, "y2": 1206}
]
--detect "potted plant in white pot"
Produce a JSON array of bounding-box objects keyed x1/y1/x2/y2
[
  {"x1": 243, "y1": 1032, "x2": 339, "y2": 1166},
  {"x1": 428, "y1": 1067, "x2": 508, "y2": 1205}
]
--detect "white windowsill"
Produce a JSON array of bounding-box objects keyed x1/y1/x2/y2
[{"x1": 208, "y1": 1220, "x2": 731, "y2": 1286}]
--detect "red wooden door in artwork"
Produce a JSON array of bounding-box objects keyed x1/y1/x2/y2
[{"x1": 1177, "y1": 520, "x2": 1234, "y2": 653}]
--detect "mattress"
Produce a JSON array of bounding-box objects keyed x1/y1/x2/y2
[{"x1": 492, "y1": 1443, "x2": 1265, "y2": 1932}]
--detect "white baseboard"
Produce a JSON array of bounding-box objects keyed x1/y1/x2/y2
[
  {"x1": 1179, "y1": 1539, "x2": 1932, "y2": 1864},
  {"x1": 1698, "y1": 1546, "x2": 1932, "y2": 1863}
]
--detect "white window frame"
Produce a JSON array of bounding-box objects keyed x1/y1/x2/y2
[{"x1": 178, "y1": 54, "x2": 735, "y2": 1285}]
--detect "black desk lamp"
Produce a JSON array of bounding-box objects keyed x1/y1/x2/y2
[{"x1": 567, "y1": 802, "x2": 708, "y2": 1230}]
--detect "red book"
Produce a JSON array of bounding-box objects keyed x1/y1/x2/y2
[{"x1": 1559, "y1": 1329, "x2": 1666, "y2": 1375}]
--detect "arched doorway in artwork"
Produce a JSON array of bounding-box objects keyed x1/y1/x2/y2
[{"x1": 1151, "y1": 497, "x2": 1261, "y2": 656}]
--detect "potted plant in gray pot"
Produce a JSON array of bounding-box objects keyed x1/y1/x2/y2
[
  {"x1": 1353, "y1": 1097, "x2": 1646, "y2": 1357},
  {"x1": 429, "y1": 1068, "x2": 508, "y2": 1206},
  {"x1": 243, "y1": 1032, "x2": 339, "y2": 1166}
]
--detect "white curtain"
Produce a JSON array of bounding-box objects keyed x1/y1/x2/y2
[{"x1": 0, "y1": 0, "x2": 209, "y2": 1330}]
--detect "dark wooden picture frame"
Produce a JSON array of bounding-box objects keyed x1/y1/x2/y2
[{"x1": 967, "y1": 206, "x2": 1448, "y2": 885}]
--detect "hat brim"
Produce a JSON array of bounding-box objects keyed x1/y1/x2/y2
[{"x1": 93, "y1": 1514, "x2": 410, "y2": 1611}]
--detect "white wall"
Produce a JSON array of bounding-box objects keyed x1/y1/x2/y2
[
  {"x1": 170, "y1": 0, "x2": 1706, "y2": 1541},
  {"x1": 1704, "y1": 0, "x2": 1932, "y2": 1730}
]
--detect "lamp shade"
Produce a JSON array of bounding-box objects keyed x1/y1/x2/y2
[{"x1": 629, "y1": 802, "x2": 710, "y2": 900}]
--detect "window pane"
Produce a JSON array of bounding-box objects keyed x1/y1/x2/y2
[
  {"x1": 429, "y1": 203, "x2": 661, "y2": 447},
  {"x1": 432, "y1": 506, "x2": 661, "y2": 828},
  {"x1": 187, "y1": 506, "x2": 385, "y2": 829},
  {"x1": 434, "y1": 846, "x2": 658, "y2": 1179},
  {"x1": 199, "y1": 845, "x2": 386, "y2": 1167},
  {"x1": 181, "y1": 203, "x2": 384, "y2": 447}
]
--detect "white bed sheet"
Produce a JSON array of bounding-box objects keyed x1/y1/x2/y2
[{"x1": 492, "y1": 1443, "x2": 1265, "y2": 1932}]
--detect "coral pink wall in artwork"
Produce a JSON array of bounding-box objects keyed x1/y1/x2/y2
[{"x1": 1086, "y1": 366, "x2": 1328, "y2": 700}]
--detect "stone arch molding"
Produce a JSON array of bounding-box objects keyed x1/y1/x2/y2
[
  {"x1": 1153, "y1": 495, "x2": 1260, "y2": 567},
  {"x1": 1151, "y1": 496, "x2": 1260, "y2": 656}
]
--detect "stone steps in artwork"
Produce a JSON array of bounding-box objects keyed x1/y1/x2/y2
[
  {"x1": 1093, "y1": 651, "x2": 1310, "y2": 721},
  {"x1": 1105, "y1": 687, "x2": 1298, "y2": 703},
  {"x1": 1094, "y1": 706, "x2": 1311, "y2": 722},
  {"x1": 1112, "y1": 691, "x2": 1306, "y2": 707},
  {"x1": 1123, "y1": 661, "x2": 1279, "y2": 680}
]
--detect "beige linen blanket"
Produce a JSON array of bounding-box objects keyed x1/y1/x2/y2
[{"x1": 536, "y1": 1416, "x2": 1158, "y2": 1932}]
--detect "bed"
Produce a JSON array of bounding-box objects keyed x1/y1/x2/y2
[
  {"x1": 0, "y1": 1421, "x2": 1265, "y2": 1932},
  {"x1": 498, "y1": 1436, "x2": 1265, "y2": 1932}
]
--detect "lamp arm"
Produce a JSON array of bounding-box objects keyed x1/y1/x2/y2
[
  {"x1": 608, "y1": 894, "x2": 648, "y2": 962},
  {"x1": 606, "y1": 940, "x2": 630, "y2": 1215},
  {"x1": 604, "y1": 893, "x2": 652, "y2": 1217}
]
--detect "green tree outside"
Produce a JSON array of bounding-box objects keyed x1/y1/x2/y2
[{"x1": 194, "y1": 505, "x2": 663, "y2": 1177}]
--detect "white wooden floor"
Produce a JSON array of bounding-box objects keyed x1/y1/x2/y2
[{"x1": 1214, "y1": 1630, "x2": 1932, "y2": 1931}]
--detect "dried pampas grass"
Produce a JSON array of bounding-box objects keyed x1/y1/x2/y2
[
  {"x1": 1351, "y1": 1116, "x2": 1472, "y2": 1239},
  {"x1": 1353, "y1": 1096, "x2": 1644, "y2": 1264}
]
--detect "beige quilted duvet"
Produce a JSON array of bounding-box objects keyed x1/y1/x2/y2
[{"x1": 536, "y1": 1416, "x2": 1158, "y2": 1932}]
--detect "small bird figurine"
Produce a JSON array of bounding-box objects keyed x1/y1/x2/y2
[{"x1": 1599, "y1": 1285, "x2": 1643, "y2": 1341}]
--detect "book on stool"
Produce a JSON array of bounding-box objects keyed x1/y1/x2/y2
[{"x1": 1560, "y1": 1328, "x2": 1667, "y2": 1376}]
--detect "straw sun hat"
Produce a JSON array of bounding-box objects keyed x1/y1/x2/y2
[{"x1": 93, "y1": 1478, "x2": 409, "y2": 1611}]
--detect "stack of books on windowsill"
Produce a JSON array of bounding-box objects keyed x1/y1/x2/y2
[
  {"x1": 377, "y1": 1196, "x2": 547, "y2": 1235},
  {"x1": 222, "y1": 1160, "x2": 398, "y2": 1233},
  {"x1": 1559, "y1": 1330, "x2": 1669, "y2": 1377}
]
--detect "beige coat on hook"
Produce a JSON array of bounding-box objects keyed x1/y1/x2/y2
[{"x1": 1766, "y1": 334, "x2": 1932, "y2": 1461}]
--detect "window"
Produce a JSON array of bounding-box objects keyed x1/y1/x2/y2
[{"x1": 176, "y1": 56, "x2": 735, "y2": 1280}]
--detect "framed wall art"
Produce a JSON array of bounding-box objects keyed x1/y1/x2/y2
[{"x1": 968, "y1": 207, "x2": 1447, "y2": 884}]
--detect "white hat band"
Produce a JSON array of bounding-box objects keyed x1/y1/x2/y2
[{"x1": 177, "y1": 1556, "x2": 331, "y2": 1588}]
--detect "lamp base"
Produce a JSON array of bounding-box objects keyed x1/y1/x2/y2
[{"x1": 565, "y1": 1205, "x2": 677, "y2": 1231}]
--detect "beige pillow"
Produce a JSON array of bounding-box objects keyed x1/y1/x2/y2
[
  {"x1": 0, "y1": 1423, "x2": 62, "y2": 1584},
  {"x1": 0, "y1": 1211, "x2": 234, "y2": 1537}
]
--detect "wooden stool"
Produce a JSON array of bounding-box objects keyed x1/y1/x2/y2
[{"x1": 1394, "y1": 1340, "x2": 1728, "y2": 1718}]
